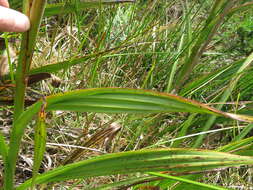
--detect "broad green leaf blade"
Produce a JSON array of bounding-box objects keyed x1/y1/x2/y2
[
  {"x1": 45, "y1": 88, "x2": 253, "y2": 122},
  {"x1": 32, "y1": 105, "x2": 47, "y2": 189},
  {"x1": 171, "y1": 136, "x2": 253, "y2": 190},
  {"x1": 46, "y1": 88, "x2": 221, "y2": 114},
  {"x1": 17, "y1": 149, "x2": 253, "y2": 189},
  {"x1": 8, "y1": 88, "x2": 253, "y2": 190},
  {"x1": 44, "y1": 0, "x2": 135, "y2": 17}
]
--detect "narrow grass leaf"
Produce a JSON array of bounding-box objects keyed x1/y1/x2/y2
[
  {"x1": 180, "y1": 59, "x2": 244, "y2": 96},
  {"x1": 29, "y1": 45, "x2": 127, "y2": 75},
  {"x1": 218, "y1": 136, "x2": 253, "y2": 153},
  {"x1": 148, "y1": 172, "x2": 229, "y2": 190},
  {"x1": 176, "y1": 0, "x2": 233, "y2": 90},
  {"x1": 0, "y1": 131, "x2": 8, "y2": 163},
  {"x1": 5, "y1": 101, "x2": 43, "y2": 190},
  {"x1": 44, "y1": 0, "x2": 135, "y2": 17},
  {"x1": 171, "y1": 113, "x2": 197, "y2": 148},
  {"x1": 31, "y1": 102, "x2": 47, "y2": 189},
  {"x1": 91, "y1": 176, "x2": 160, "y2": 190},
  {"x1": 232, "y1": 124, "x2": 253, "y2": 142},
  {"x1": 193, "y1": 51, "x2": 253, "y2": 148}
]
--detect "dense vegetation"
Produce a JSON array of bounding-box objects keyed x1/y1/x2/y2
[{"x1": 1, "y1": 0, "x2": 253, "y2": 189}]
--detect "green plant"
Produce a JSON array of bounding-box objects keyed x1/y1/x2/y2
[{"x1": 1, "y1": 0, "x2": 253, "y2": 189}]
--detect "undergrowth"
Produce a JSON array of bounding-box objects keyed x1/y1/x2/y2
[{"x1": 1, "y1": 0, "x2": 253, "y2": 189}]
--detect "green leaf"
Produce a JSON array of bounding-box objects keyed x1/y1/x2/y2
[
  {"x1": 91, "y1": 176, "x2": 159, "y2": 190},
  {"x1": 193, "y1": 49, "x2": 253, "y2": 148},
  {"x1": 148, "y1": 172, "x2": 229, "y2": 190},
  {"x1": 32, "y1": 104, "x2": 47, "y2": 189},
  {"x1": 232, "y1": 123, "x2": 253, "y2": 142},
  {"x1": 29, "y1": 54, "x2": 94, "y2": 75},
  {"x1": 180, "y1": 59, "x2": 244, "y2": 96},
  {"x1": 28, "y1": 45, "x2": 127, "y2": 75},
  {"x1": 171, "y1": 136, "x2": 253, "y2": 190},
  {"x1": 218, "y1": 136, "x2": 253, "y2": 153},
  {"x1": 44, "y1": 0, "x2": 135, "y2": 17},
  {"x1": 17, "y1": 149, "x2": 253, "y2": 189},
  {"x1": 46, "y1": 88, "x2": 221, "y2": 114},
  {"x1": 45, "y1": 88, "x2": 253, "y2": 122},
  {"x1": 175, "y1": 0, "x2": 233, "y2": 90},
  {"x1": 5, "y1": 101, "x2": 43, "y2": 190},
  {"x1": 8, "y1": 88, "x2": 253, "y2": 190},
  {"x1": 0, "y1": 131, "x2": 8, "y2": 163}
]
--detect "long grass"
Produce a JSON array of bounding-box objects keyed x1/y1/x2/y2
[{"x1": 1, "y1": 0, "x2": 253, "y2": 189}]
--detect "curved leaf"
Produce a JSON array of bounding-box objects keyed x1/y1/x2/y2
[
  {"x1": 46, "y1": 88, "x2": 221, "y2": 114},
  {"x1": 8, "y1": 88, "x2": 253, "y2": 190},
  {"x1": 45, "y1": 88, "x2": 253, "y2": 122},
  {"x1": 17, "y1": 149, "x2": 253, "y2": 189}
]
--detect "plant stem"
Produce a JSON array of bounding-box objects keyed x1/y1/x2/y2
[{"x1": 5, "y1": 0, "x2": 47, "y2": 189}]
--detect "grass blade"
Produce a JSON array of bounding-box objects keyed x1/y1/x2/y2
[
  {"x1": 193, "y1": 50, "x2": 253, "y2": 148},
  {"x1": 148, "y1": 172, "x2": 228, "y2": 190},
  {"x1": 31, "y1": 102, "x2": 47, "y2": 189},
  {"x1": 4, "y1": 101, "x2": 43, "y2": 190},
  {"x1": 45, "y1": 88, "x2": 253, "y2": 122},
  {"x1": 17, "y1": 149, "x2": 253, "y2": 189},
  {"x1": 232, "y1": 123, "x2": 253, "y2": 142},
  {"x1": 7, "y1": 88, "x2": 253, "y2": 190},
  {"x1": 91, "y1": 176, "x2": 160, "y2": 190},
  {"x1": 175, "y1": 0, "x2": 234, "y2": 91},
  {"x1": 14, "y1": 0, "x2": 46, "y2": 120},
  {"x1": 0, "y1": 131, "x2": 8, "y2": 163},
  {"x1": 29, "y1": 45, "x2": 127, "y2": 75},
  {"x1": 44, "y1": 0, "x2": 135, "y2": 17}
]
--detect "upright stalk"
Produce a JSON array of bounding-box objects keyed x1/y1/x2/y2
[
  {"x1": 13, "y1": 0, "x2": 31, "y2": 121},
  {"x1": 14, "y1": 0, "x2": 46, "y2": 121},
  {"x1": 5, "y1": 0, "x2": 47, "y2": 189}
]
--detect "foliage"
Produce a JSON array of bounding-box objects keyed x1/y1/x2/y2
[{"x1": 0, "y1": 0, "x2": 253, "y2": 189}]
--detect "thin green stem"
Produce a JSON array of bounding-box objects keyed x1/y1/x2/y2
[
  {"x1": 4, "y1": 33, "x2": 15, "y2": 83},
  {"x1": 148, "y1": 172, "x2": 228, "y2": 190}
]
